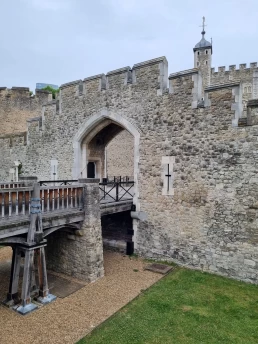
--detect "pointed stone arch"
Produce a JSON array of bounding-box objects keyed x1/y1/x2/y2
[{"x1": 72, "y1": 108, "x2": 141, "y2": 249}]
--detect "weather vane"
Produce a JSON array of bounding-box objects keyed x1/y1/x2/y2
[{"x1": 199, "y1": 16, "x2": 207, "y2": 32}]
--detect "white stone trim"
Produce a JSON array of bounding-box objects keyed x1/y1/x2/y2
[
  {"x1": 50, "y1": 159, "x2": 58, "y2": 181},
  {"x1": 161, "y1": 156, "x2": 175, "y2": 196},
  {"x1": 231, "y1": 85, "x2": 243, "y2": 127},
  {"x1": 253, "y1": 70, "x2": 258, "y2": 99}
]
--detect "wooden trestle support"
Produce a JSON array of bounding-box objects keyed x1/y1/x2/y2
[{"x1": 2, "y1": 183, "x2": 56, "y2": 315}]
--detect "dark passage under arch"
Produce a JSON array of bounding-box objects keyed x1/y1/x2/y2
[{"x1": 87, "y1": 162, "x2": 95, "y2": 178}]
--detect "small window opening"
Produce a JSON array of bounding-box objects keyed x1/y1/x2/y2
[
  {"x1": 205, "y1": 50, "x2": 208, "y2": 54},
  {"x1": 197, "y1": 62, "x2": 199, "y2": 67},
  {"x1": 197, "y1": 52, "x2": 200, "y2": 56},
  {"x1": 205, "y1": 61, "x2": 208, "y2": 65}
]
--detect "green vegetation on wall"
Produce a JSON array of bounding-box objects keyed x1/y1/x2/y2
[{"x1": 42, "y1": 86, "x2": 59, "y2": 99}]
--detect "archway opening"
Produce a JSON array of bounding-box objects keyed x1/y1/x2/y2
[
  {"x1": 73, "y1": 110, "x2": 141, "y2": 252},
  {"x1": 81, "y1": 121, "x2": 134, "y2": 181},
  {"x1": 84, "y1": 122, "x2": 134, "y2": 251}
]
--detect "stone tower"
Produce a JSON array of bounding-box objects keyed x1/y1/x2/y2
[{"x1": 193, "y1": 17, "x2": 212, "y2": 88}]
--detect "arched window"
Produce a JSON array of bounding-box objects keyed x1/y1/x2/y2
[
  {"x1": 206, "y1": 50, "x2": 208, "y2": 54},
  {"x1": 248, "y1": 86, "x2": 252, "y2": 93},
  {"x1": 197, "y1": 52, "x2": 200, "y2": 56}
]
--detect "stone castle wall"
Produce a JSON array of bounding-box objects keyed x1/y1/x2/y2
[
  {"x1": 0, "y1": 132, "x2": 27, "y2": 181},
  {"x1": 106, "y1": 130, "x2": 134, "y2": 178},
  {"x1": 2, "y1": 55, "x2": 257, "y2": 284},
  {"x1": 0, "y1": 88, "x2": 51, "y2": 135},
  {"x1": 210, "y1": 63, "x2": 258, "y2": 103},
  {"x1": 0, "y1": 86, "x2": 133, "y2": 180},
  {"x1": 1, "y1": 53, "x2": 258, "y2": 284}
]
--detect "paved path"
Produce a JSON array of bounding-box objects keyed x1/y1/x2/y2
[{"x1": 0, "y1": 247, "x2": 161, "y2": 344}]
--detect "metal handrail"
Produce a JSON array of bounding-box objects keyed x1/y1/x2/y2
[{"x1": 99, "y1": 181, "x2": 134, "y2": 203}]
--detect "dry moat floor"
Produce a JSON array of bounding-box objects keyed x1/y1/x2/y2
[{"x1": 0, "y1": 247, "x2": 161, "y2": 344}]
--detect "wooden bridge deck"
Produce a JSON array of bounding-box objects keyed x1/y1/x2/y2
[{"x1": 0, "y1": 201, "x2": 133, "y2": 241}]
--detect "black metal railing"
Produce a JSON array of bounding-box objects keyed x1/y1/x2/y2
[
  {"x1": 99, "y1": 180, "x2": 134, "y2": 203},
  {"x1": 106, "y1": 176, "x2": 134, "y2": 183}
]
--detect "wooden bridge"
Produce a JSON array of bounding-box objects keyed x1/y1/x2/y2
[
  {"x1": 0, "y1": 178, "x2": 134, "y2": 315},
  {"x1": 0, "y1": 179, "x2": 134, "y2": 241}
]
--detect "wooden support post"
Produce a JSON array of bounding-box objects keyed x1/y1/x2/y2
[
  {"x1": 36, "y1": 246, "x2": 56, "y2": 304},
  {"x1": 27, "y1": 182, "x2": 40, "y2": 244},
  {"x1": 37, "y1": 247, "x2": 49, "y2": 297},
  {"x1": 20, "y1": 249, "x2": 34, "y2": 306},
  {"x1": 2, "y1": 246, "x2": 21, "y2": 307},
  {"x1": 30, "y1": 253, "x2": 38, "y2": 296},
  {"x1": 16, "y1": 248, "x2": 38, "y2": 315}
]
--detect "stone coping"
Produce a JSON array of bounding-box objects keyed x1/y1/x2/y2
[
  {"x1": 60, "y1": 80, "x2": 82, "y2": 89},
  {"x1": 84, "y1": 74, "x2": 105, "y2": 82},
  {"x1": 106, "y1": 67, "x2": 131, "y2": 76},
  {"x1": 133, "y1": 56, "x2": 167, "y2": 69},
  {"x1": 205, "y1": 82, "x2": 240, "y2": 92},
  {"x1": 27, "y1": 116, "x2": 41, "y2": 123},
  {"x1": 11, "y1": 87, "x2": 30, "y2": 91},
  {"x1": 169, "y1": 68, "x2": 198, "y2": 79},
  {"x1": 58, "y1": 56, "x2": 168, "y2": 88}
]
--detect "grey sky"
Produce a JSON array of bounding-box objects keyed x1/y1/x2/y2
[{"x1": 1, "y1": 0, "x2": 258, "y2": 91}]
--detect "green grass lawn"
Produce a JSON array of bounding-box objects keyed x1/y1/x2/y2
[{"x1": 78, "y1": 267, "x2": 258, "y2": 344}]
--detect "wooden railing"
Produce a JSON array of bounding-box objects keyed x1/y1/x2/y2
[
  {"x1": 40, "y1": 185, "x2": 83, "y2": 213},
  {"x1": 0, "y1": 182, "x2": 25, "y2": 189},
  {"x1": 0, "y1": 185, "x2": 84, "y2": 220}
]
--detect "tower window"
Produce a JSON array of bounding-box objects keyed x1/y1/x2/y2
[
  {"x1": 206, "y1": 50, "x2": 208, "y2": 54},
  {"x1": 205, "y1": 61, "x2": 208, "y2": 65},
  {"x1": 197, "y1": 52, "x2": 200, "y2": 56},
  {"x1": 197, "y1": 62, "x2": 199, "y2": 67}
]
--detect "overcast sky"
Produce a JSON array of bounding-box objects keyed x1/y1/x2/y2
[{"x1": 1, "y1": 0, "x2": 258, "y2": 91}]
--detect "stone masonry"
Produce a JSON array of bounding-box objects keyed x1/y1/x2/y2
[
  {"x1": 46, "y1": 179, "x2": 104, "y2": 281},
  {"x1": 0, "y1": 88, "x2": 52, "y2": 135},
  {"x1": 106, "y1": 130, "x2": 134, "y2": 178},
  {"x1": 1, "y1": 26, "x2": 258, "y2": 284}
]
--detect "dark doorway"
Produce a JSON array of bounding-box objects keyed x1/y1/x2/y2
[{"x1": 87, "y1": 162, "x2": 95, "y2": 178}]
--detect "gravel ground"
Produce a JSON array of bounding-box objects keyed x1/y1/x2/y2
[{"x1": 0, "y1": 246, "x2": 162, "y2": 344}]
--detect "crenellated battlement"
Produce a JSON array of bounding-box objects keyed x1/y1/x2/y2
[
  {"x1": 0, "y1": 87, "x2": 52, "y2": 135},
  {"x1": 210, "y1": 62, "x2": 258, "y2": 97},
  {"x1": 59, "y1": 56, "x2": 168, "y2": 96},
  {"x1": 0, "y1": 87, "x2": 52, "y2": 99},
  {"x1": 211, "y1": 62, "x2": 257, "y2": 73}
]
